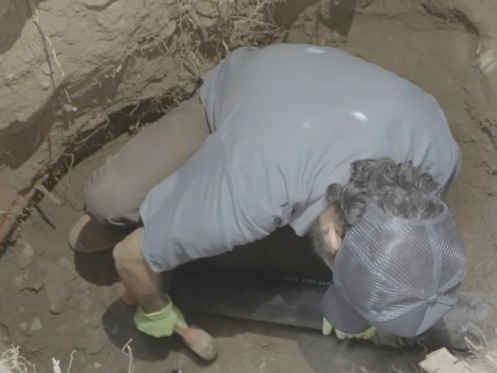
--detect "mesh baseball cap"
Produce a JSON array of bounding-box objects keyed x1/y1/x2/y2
[{"x1": 321, "y1": 198, "x2": 466, "y2": 338}]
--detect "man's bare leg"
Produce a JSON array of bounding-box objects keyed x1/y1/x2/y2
[
  {"x1": 69, "y1": 92, "x2": 211, "y2": 254},
  {"x1": 114, "y1": 228, "x2": 167, "y2": 312},
  {"x1": 113, "y1": 228, "x2": 218, "y2": 361},
  {"x1": 68, "y1": 93, "x2": 217, "y2": 360}
]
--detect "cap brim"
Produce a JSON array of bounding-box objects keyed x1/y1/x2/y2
[
  {"x1": 322, "y1": 285, "x2": 455, "y2": 338},
  {"x1": 321, "y1": 285, "x2": 371, "y2": 334}
]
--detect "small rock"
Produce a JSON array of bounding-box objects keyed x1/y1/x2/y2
[
  {"x1": 62, "y1": 103, "x2": 78, "y2": 112},
  {"x1": 194, "y1": 1, "x2": 219, "y2": 27},
  {"x1": 43, "y1": 262, "x2": 69, "y2": 314},
  {"x1": 40, "y1": 61, "x2": 51, "y2": 75},
  {"x1": 21, "y1": 264, "x2": 44, "y2": 292},
  {"x1": 55, "y1": 324, "x2": 68, "y2": 335},
  {"x1": 59, "y1": 257, "x2": 79, "y2": 283},
  {"x1": 358, "y1": 0, "x2": 375, "y2": 7},
  {"x1": 73, "y1": 337, "x2": 86, "y2": 351},
  {"x1": 27, "y1": 342, "x2": 42, "y2": 354},
  {"x1": 13, "y1": 276, "x2": 24, "y2": 288},
  {"x1": 18, "y1": 243, "x2": 35, "y2": 270},
  {"x1": 79, "y1": 0, "x2": 115, "y2": 8},
  {"x1": 196, "y1": 16, "x2": 217, "y2": 28},
  {"x1": 39, "y1": 79, "x2": 51, "y2": 91},
  {"x1": 195, "y1": 0, "x2": 218, "y2": 17},
  {"x1": 30, "y1": 317, "x2": 42, "y2": 332},
  {"x1": 161, "y1": 20, "x2": 177, "y2": 40},
  {"x1": 67, "y1": 292, "x2": 82, "y2": 309},
  {"x1": 93, "y1": 362, "x2": 102, "y2": 369},
  {"x1": 19, "y1": 322, "x2": 27, "y2": 331},
  {"x1": 95, "y1": 285, "x2": 120, "y2": 308},
  {"x1": 85, "y1": 329, "x2": 108, "y2": 355}
]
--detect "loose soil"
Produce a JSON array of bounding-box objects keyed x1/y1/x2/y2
[{"x1": 1, "y1": 1, "x2": 497, "y2": 373}]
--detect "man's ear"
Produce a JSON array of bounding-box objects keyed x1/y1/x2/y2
[{"x1": 322, "y1": 222, "x2": 342, "y2": 255}]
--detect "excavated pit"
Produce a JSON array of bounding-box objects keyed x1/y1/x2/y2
[{"x1": 1, "y1": 0, "x2": 497, "y2": 372}]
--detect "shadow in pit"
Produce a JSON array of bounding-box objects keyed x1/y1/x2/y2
[
  {"x1": 101, "y1": 300, "x2": 190, "y2": 363},
  {"x1": 96, "y1": 227, "x2": 422, "y2": 371},
  {"x1": 96, "y1": 226, "x2": 328, "y2": 363},
  {"x1": 169, "y1": 227, "x2": 423, "y2": 373},
  {"x1": 74, "y1": 246, "x2": 192, "y2": 362},
  {"x1": 73, "y1": 249, "x2": 118, "y2": 286},
  {"x1": 93, "y1": 227, "x2": 319, "y2": 361}
]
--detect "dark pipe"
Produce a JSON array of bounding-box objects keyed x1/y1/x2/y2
[{"x1": 169, "y1": 264, "x2": 494, "y2": 351}]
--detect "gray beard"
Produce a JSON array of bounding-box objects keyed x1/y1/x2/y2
[{"x1": 309, "y1": 221, "x2": 335, "y2": 269}]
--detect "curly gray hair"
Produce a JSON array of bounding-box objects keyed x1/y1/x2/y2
[
  {"x1": 328, "y1": 158, "x2": 444, "y2": 237},
  {"x1": 310, "y1": 158, "x2": 445, "y2": 266}
]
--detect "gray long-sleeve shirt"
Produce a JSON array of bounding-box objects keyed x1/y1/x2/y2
[{"x1": 139, "y1": 44, "x2": 461, "y2": 273}]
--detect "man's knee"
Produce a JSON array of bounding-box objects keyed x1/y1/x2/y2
[
  {"x1": 113, "y1": 239, "x2": 130, "y2": 273},
  {"x1": 113, "y1": 228, "x2": 144, "y2": 272}
]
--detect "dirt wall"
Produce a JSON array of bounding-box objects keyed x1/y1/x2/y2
[
  {"x1": 0, "y1": 0, "x2": 282, "y2": 241},
  {"x1": 2, "y1": 0, "x2": 497, "y2": 262}
]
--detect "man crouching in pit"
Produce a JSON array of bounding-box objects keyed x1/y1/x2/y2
[{"x1": 68, "y1": 43, "x2": 466, "y2": 360}]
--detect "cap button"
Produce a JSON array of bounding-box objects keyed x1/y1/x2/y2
[{"x1": 428, "y1": 295, "x2": 438, "y2": 305}]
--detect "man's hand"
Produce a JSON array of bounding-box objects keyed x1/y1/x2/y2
[
  {"x1": 322, "y1": 318, "x2": 376, "y2": 340},
  {"x1": 134, "y1": 294, "x2": 188, "y2": 338},
  {"x1": 126, "y1": 293, "x2": 218, "y2": 361}
]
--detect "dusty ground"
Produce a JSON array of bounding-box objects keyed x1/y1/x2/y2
[{"x1": 1, "y1": 0, "x2": 497, "y2": 373}]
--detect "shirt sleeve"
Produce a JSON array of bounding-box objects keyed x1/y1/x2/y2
[{"x1": 138, "y1": 134, "x2": 266, "y2": 273}]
